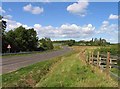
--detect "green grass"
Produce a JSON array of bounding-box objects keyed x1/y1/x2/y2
[
  {"x1": 2, "y1": 50, "x2": 118, "y2": 88},
  {"x1": 53, "y1": 45, "x2": 62, "y2": 50},
  {"x1": 36, "y1": 52, "x2": 117, "y2": 87},
  {"x1": 2, "y1": 56, "x2": 62, "y2": 87},
  {"x1": 1, "y1": 51, "x2": 73, "y2": 88},
  {"x1": 110, "y1": 68, "x2": 120, "y2": 76},
  {"x1": 93, "y1": 45, "x2": 119, "y2": 56}
]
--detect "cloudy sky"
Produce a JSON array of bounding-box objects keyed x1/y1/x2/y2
[{"x1": 1, "y1": 1, "x2": 118, "y2": 43}]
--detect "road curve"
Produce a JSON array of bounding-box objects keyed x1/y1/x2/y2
[{"x1": 2, "y1": 46, "x2": 72, "y2": 74}]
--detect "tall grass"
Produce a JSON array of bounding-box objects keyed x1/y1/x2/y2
[{"x1": 94, "y1": 45, "x2": 119, "y2": 56}]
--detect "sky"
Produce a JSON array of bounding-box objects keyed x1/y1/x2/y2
[{"x1": 1, "y1": 0, "x2": 119, "y2": 43}]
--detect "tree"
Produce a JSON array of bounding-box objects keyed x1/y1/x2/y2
[
  {"x1": 6, "y1": 30, "x2": 18, "y2": 52},
  {"x1": 27, "y1": 28, "x2": 38, "y2": 51},
  {"x1": 14, "y1": 26, "x2": 38, "y2": 52},
  {"x1": 0, "y1": 15, "x2": 8, "y2": 53},
  {"x1": 3, "y1": 26, "x2": 38, "y2": 52},
  {"x1": 67, "y1": 40, "x2": 75, "y2": 46},
  {"x1": 39, "y1": 37, "x2": 54, "y2": 50}
]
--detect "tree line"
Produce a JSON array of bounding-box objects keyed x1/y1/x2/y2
[
  {"x1": 53, "y1": 38, "x2": 110, "y2": 46},
  {"x1": 0, "y1": 16, "x2": 54, "y2": 53}
]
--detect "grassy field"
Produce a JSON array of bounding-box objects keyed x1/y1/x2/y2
[
  {"x1": 1, "y1": 46, "x2": 118, "y2": 87},
  {"x1": 93, "y1": 45, "x2": 119, "y2": 56}
]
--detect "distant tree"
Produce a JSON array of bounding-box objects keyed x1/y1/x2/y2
[
  {"x1": 89, "y1": 38, "x2": 94, "y2": 45},
  {"x1": 101, "y1": 39, "x2": 107, "y2": 46},
  {"x1": 67, "y1": 40, "x2": 75, "y2": 46},
  {"x1": 39, "y1": 37, "x2": 54, "y2": 50},
  {"x1": 94, "y1": 38, "x2": 98, "y2": 46}
]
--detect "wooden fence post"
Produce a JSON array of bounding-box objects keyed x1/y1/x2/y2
[
  {"x1": 106, "y1": 52, "x2": 110, "y2": 76},
  {"x1": 89, "y1": 51, "x2": 92, "y2": 64},
  {"x1": 97, "y1": 51, "x2": 100, "y2": 68},
  {"x1": 99, "y1": 57, "x2": 101, "y2": 68},
  {"x1": 91, "y1": 51, "x2": 93, "y2": 65},
  {"x1": 88, "y1": 52, "x2": 90, "y2": 64},
  {"x1": 85, "y1": 50, "x2": 88, "y2": 63}
]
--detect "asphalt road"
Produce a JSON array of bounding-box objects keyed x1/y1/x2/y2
[{"x1": 1, "y1": 46, "x2": 71, "y2": 74}]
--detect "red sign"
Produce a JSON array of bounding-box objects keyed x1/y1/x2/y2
[{"x1": 7, "y1": 44, "x2": 11, "y2": 49}]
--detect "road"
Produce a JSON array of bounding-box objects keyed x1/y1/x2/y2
[{"x1": 1, "y1": 46, "x2": 71, "y2": 74}]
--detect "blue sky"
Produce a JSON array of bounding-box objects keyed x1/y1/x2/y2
[{"x1": 1, "y1": 1, "x2": 118, "y2": 43}]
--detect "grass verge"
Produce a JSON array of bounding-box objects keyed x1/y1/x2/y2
[{"x1": 36, "y1": 52, "x2": 117, "y2": 87}]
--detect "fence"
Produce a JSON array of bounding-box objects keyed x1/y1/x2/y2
[{"x1": 85, "y1": 51, "x2": 120, "y2": 81}]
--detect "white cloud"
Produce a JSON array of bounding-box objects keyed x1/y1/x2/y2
[
  {"x1": 33, "y1": 23, "x2": 95, "y2": 39},
  {"x1": 34, "y1": 24, "x2": 42, "y2": 29},
  {"x1": 3, "y1": 16, "x2": 95, "y2": 39},
  {"x1": 67, "y1": 0, "x2": 89, "y2": 17},
  {"x1": 2, "y1": 18, "x2": 32, "y2": 31},
  {"x1": 96, "y1": 20, "x2": 118, "y2": 43},
  {"x1": 0, "y1": 7, "x2": 6, "y2": 13},
  {"x1": 102, "y1": 21, "x2": 109, "y2": 26},
  {"x1": 23, "y1": 4, "x2": 44, "y2": 14},
  {"x1": 44, "y1": 0, "x2": 50, "y2": 3},
  {"x1": 3, "y1": 19, "x2": 22, "y2": 30},
  {"x1": 97, "y1": 21, "x2": 118, "y2": 34},
  {"x1": 109, "y1": 14, "x2": 118, "y2": 20},
  {"x1": 3, "y1": 15, "x2": 12, "y2": 19}
]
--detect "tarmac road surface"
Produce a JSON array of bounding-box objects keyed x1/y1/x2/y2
[{"x1": 1, "y1": 46, "x2": 71, "y2": 74}]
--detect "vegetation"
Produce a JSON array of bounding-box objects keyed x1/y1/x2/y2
[
  {"x1": 1, "y1": 52, "x2": 71, "y2": 87},
  {"x1": 38, "y1": 37, "x2": 54, "y2": 51},
  {"x1": 94, "y1": 44, "x2": 119, "y2": 56},
  {"x1": 2, "y1": 47, "x2": 118, "y2": 87},
  {"x1": 67, "y1": 40, "x2": 75, "y2": 46},
  {"x1": 36, "y1": 53, "x2": 117, "y2": 87},
  {"x1": 0, "y1": 16, "x2": 7, "y2": 53},
  {"x1": 1, "y1": 18, "x2": 38, "y2": 53},
  {"x1": 6, "y1": 26, "x2": 38, "y2": 52},
  {"x1": 53, "y1": 38, "x2": 110, "y2": 47}
]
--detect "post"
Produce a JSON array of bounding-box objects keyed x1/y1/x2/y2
[
  {"x1": 99, "y1": 57, "x2": 101, "y2": 68},
  {"x1": 97, "y1": 51, "x2": 99, "y2": 68},
  {"x1": 8, "y1": 48, "x2": 10, "y2": 53},
  {"x1": 87, "y1": 51, "x2": 90, "y2": 64},
  {"x1": 89, "y1": 51, "x2": 91, "y2": 64},
  {"x1": 91, "y1": 51, "x2": 93, "y2": 65},
  {"x1": 110, "y1": 58, "x2": 112, "y2": 69},
  {"x1": 106, "y1": 52, "x2": 110, "y2": 76}
]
